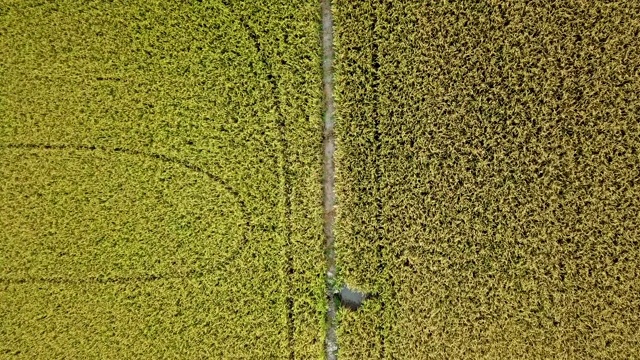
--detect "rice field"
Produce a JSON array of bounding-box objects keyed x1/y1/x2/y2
[
  {"x1": 0, "y1": 1, "x2": 324, "y2": 358},
  {"x1": 334, "y1": 1, "x2": 640, "y2": 358},
  {"x1": 3, "y1": 0, "x2": 640, "y2": 359}
]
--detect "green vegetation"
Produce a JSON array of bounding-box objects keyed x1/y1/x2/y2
[
  {"x1": 5, "y1": 0, "x2": 640, "y2": 358},
  {"x1": 0, "y1": 0, "x2": 324, "y2": 358},
  {"x1": 335, "y1": 0, "x2": 640, "y2": 358}
]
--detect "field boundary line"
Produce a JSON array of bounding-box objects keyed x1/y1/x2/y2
[{"x1": 321, "y1": 0, "x2": 337, "y2": 358}]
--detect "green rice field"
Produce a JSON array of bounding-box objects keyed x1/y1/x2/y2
[
  {"x1": 2, "y1": 0, "x2": 640, "y2": 358},
  {"x1": 1, "y1": 1, "x2": 324, "y2": 358}
]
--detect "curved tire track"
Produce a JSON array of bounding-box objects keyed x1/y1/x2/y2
[{"x1": 0, "y1": 142, "x2": 251, "y2": 284}]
